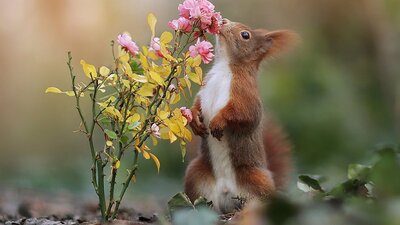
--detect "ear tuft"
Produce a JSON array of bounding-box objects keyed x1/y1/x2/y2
[{"x1": 263, "y1": 30, "x2": 300, "y2": 58}]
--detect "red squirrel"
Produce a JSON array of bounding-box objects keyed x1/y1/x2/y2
[{"x1": 184, "y1": 19, "x2": 297, "y2": 213}]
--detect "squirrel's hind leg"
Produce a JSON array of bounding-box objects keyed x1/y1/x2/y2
[{"x1": 184, "y1": 155, "x2": 215, "y2": 202}]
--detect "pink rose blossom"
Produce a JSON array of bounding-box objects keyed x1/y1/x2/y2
[
  {"x1": 189, "y1": 39, "x2": 214, "y2": 64},
  {"x1": 168, "y1": 17, "x2": 192, "y2": 33},
  {"x1": 117, "y1": 33, "x2": 139, "y2": 56},
  {"x1": 176, "y1": 0, "x2": 221, "y2": 34},
  {"x1": 180, "y1": 107, "x2": 193, "y2": 123},
  {"x1": 151, "y1": 123, "x2": 160, "y2": 138},
  {"x1": 207, "y1": 12, "x2": 222, "y2": 34},
  {"x1": 150, "y1": 37, "x2": 163, "y2": 57}
]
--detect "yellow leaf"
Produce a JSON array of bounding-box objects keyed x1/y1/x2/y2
[
  {"x1": 99, "y1": 66, "x2": 110, "y2": 76},
  {"x1": 45, "y1": 87, "x2": 62, "y2": 94},
  {"x1": 115, "y1": 160, "x2": 121, "y2": 169},
  {"x1": 149, "y1": 71, "x2": 164, "y2": 86},
  {"x1": 106, "y1": 141, "x2": 113, "y2": 147},
  {"x1": 149, "y1": 153, "x2": 161, "y2": 173},
  {"x1": 170, "y1": 93, "x2": 181, "y2": 104},
  {"x1": 143, "y1": 150, "x2": 150, "y2": 159},
  {"x1": 195, "y1": 67, "x2": 203, "y2": 82},
  {"x1": 168, "y1": 131, "x2": 178, "y2": 143},
  {"x1": 139, "y1": 53, "x2": 149, "y2": 70},
  {"x1": 137, "y1": 84, "x2": 154, "y2": 97},
  {"x1": 129, "y1": 113, "x2": 141, "y2": 123},
  {"x1": 160, "y1": 31, "x2": 173, "y2": 44},
  {"x1": 119, "y1": 51, "x2": 130, "y2": 63},
  {"x1": 135, "y1": 146, "x2": 142, "y2": 153},
  {"x1": 183, "y1": 127, "x2": 193, "y2": 142},
  {"x1": 158, "y1": 110, "x2": 170, "y2": 120},
  {"x1": 128, "y1": 73, "x2": 148, "y2": 83},
  {"x1": 64, "y1": 91, "x2": 75, "y2": 97},
  {"x1": 121, "y1": 79, "x2": 130, "y2": 88},
  {"x1": 193, "y1": 55, "x2": 202, "y2": 67},
  {"x1": 147, "y1": 13, "x2": 157, "y2": 38},
  {"x1": 80, "y1": 59, "x2": 97, "y2": 79},
  {"x1": 151, "y1": 135, "x2": 158, "y2": 146}
]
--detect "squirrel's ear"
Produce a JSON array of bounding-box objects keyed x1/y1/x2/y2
[{"x1": 262, "y1": 30, "x2": 299, "y2": 58}]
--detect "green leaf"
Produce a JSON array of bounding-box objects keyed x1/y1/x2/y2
[
  {"x1": 128, "y1": 122, "x2": 141, "y2": 130},
  {"x1": 297, "y1": 175, "x2": 325, "y2": 193},
  {"x1": 168, "y1": 192, "x2": 194, "y2": 214},
  {"x1": 348, "y1": 164, "x2": 371, "y2": 181},
  {"x1": 104, "y1": 129, "x2": 117, "y2": 139},
  {"x1": 328, "y1": 179, "x2": 369, "y2": 198},
  {"x1": 120, "y1": 135, "x2": 129, "y2": 145},
  {"x1": 130, "y1": 61, "x2": 144, "y2": 74},
  {"x1": 193, "y1": 197, "x2": 210, "y2": 208},
  {"x1": 99, "y1": 117, "x2": 111, "y2": 126}
]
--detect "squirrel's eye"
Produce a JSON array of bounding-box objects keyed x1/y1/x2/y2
[{"x1": 241, "y1": 31, "x2": 250, "y2": 40}]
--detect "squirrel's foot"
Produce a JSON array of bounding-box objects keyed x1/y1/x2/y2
[{"x1": 209, "y1": 117, "x2": 226, "y2": 141}]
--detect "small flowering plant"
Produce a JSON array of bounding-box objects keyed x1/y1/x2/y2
[{"x1": 46, "y1": 0, "x2": 222, "y2": 222}]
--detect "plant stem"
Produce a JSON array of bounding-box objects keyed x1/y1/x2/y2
[
  {"x1": 67, "y1": 52, "x2": 99, "y2": 191},
  {"x1": 111, "y1": 147, "x2": 140, "y2": 219}
]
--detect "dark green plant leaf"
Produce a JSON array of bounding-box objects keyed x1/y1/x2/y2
[
  {"x1": 298, "y1": 175, "x2": 325, "y2": 193},
  {"x1": 120, "y1": 135, "x2": 129, "y2": 145},
  {"x1": 130, "y1": 61, "x2": 144, "y2": 74}
]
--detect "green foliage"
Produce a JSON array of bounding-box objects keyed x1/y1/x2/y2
[{"x1": 265, "y1": 144, "x2": 400, "y2": 225}]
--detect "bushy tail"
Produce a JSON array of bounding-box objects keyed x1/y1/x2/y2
[{"x1": 263, "y1": 117, "x2": 292, "y2": 189}]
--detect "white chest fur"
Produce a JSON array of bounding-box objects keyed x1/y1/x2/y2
[
  {"x1": 198, "y1": 57, "x2": 232, "y2": 125},
  {"x1": 198, "y1": 50, "x2": 239, "y2": 211}
]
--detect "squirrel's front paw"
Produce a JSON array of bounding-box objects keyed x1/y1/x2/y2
[
  {"x1": 209, "y1": 117, "x2": 225, "y2": 141},
  {"x1": 189, "y1": 109, "x2": 209, "y2": 137}
]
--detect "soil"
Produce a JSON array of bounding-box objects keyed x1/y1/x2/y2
[{"x1": 0, "y1": 188, "x2": 160, "y2": 225}]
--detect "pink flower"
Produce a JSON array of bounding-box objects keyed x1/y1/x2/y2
[
  {"x1": 180, "y1": 107, "x2": 193, "y2": 123},
  {"x1": 168, "y1": 17, "x2": 192, "y2": 33},
  {"x1": 117, "y1": 33, "x2": 139, "y2": 56},
  {"x1": 207, "y1": 12, "x2": 222, "y2": 34},
  {"x1": 150, "y1": 37, "x2": 163, "y2": 57},
  {"x1": 151, "y1": 123, "x2": 160, "y2": 138},
  {"x1": 176, "y1": 0, "x2": 221, "y2": 34},
  {"x1": 189, "y1": 39, "x2": 214, "y2": 64}
]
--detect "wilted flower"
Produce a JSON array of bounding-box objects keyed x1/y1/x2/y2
[
  {"x1": 117, "y1": 33, "x2": 139, "y2": 56},
  {"x1": 189, "y1": 39, "x2": 214, "y2": 64},
  {"x1": 168, "y1": 17, "x2": 192, "y2": 33},
  {"x1": 168, "y1": 84, "x2": 177, "y2": 92},
  {"x1": 180, "y1": 107, "x2": 193, "y2": 123},
  {"x1": 151, "y1": 123, "x2": 161, "y2": 138}
]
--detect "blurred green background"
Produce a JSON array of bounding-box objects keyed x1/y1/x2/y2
[{"x1": 0, "y1": 0, "x2": 398, "y2": 203}]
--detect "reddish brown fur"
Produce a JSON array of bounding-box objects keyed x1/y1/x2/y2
[{"x1": 186, "y1": 19, "x2": 297, "y2": 210}]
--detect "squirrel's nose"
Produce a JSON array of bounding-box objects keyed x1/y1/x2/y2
[{"x1": 222, "y1": 18, "x2": 231, "y2": 25}]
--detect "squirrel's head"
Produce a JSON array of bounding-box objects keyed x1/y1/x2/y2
[{"x1": 217, "y1": 19, "x2": 299, "y2": 66}]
